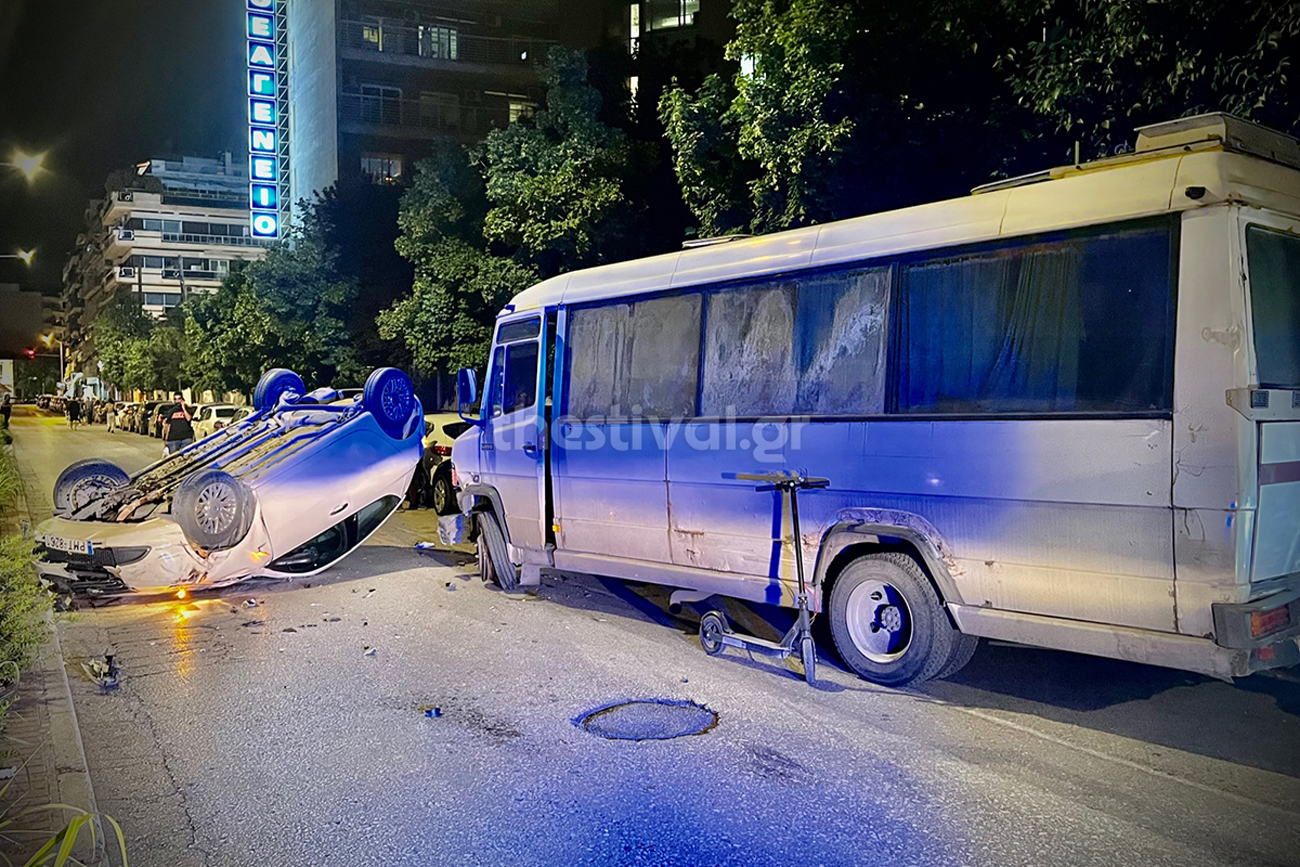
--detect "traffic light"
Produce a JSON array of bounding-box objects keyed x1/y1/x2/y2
[{"x1": 23, "y1": 348, "x2": 35, "y2": 359}]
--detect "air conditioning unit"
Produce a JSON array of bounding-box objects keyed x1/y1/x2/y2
[
  {"x1": 117, "y1": 228, "x2": 135, "y2": 240},
  {"x1": 119, "y1": 267, "x2": 136, "y2": 278}
]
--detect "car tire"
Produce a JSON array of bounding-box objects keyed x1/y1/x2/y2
[
  {"x1": 173, "y1": 469, "x2": 256, "y2": 551},
  {"x1": 53, "y1": 459, "x2": 130, "y2": 514},
  {"x1": 254, "y1": 368, "x2": 306, "y2": 410},
  {"x1": 477, "y1": 510, "x2": 518, "y2": 593},
  {"x1": 363, "y1": 367, "x2": 418, "y2": 439},
  {"x1": 827, "y1": 552, "x2": 956, "y2": 687},
  {"x1": 430, "y1": 471, "x2": 457, "y2": 516}
]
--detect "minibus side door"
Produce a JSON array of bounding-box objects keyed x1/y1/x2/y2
[{"x1": 480, "y1": 315, "x2": 546, "y2": 552}]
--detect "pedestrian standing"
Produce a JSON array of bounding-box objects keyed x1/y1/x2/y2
[
  {"x1": 1, "y1": 393, "x2": 11, "y2": 430},
  {"x1": 105, "y1": 399, "x2": 118, "y2": 433},
  {"x1": 161, "y1": 392, "x2": 195, "y2": 455},
  {"x1": 66, "y1": 396, "x2": 81, "y2": 430}
]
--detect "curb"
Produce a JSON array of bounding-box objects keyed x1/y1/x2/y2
[{"x1": 6, "y1": 438, "x2": 104, "y2": 859}]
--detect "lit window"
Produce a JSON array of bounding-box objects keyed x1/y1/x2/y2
[
  {"x1": 419, "y1": 25, "x2": 458, "y2": 60},
  {"x1": 362, "y1": 18, "x2": 382, "y2": 50},
  {"x1": 628, "y1": 76, "x2": 640, "y2": 102},
  {"x1": 360, "y1": 154, "x2": 403, "y2": 183},
  {"x1": 739, "y1": 54, "x2": 757, "y2": 77},
  {"x1": 628, "y1": 4, "x2": 640, "y2": 54},
  {"x1": 508, "y1": 100, "x2": 536, "y2": 123},
  {"x1": 646, "y1": 0, "x2": 699, "y2": 30}
]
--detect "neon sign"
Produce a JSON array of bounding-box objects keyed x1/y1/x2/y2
[{"x1": 247, "y1": 0, "x2": 280, "y2": 238}]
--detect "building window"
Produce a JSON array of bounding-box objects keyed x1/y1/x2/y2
[
  {"x1": 628, "y1": 76, "x2": 640, "y2": 103},
  {"x1": 361, "y1": 154, "x2": 403, "y2": 184},
  {"x1": 508, "y1": 99, "x2": 536, "y2": 123},
  {"x1": 628, "y1": 4, "x2": 640, "y2": 54},
  {"x1": 362, "y1": 18, "x2": 382, "y2": 50},
  {"x1": 419, "y1": 25, "x2": 458, "y2": 60},
  {"x1": 420, "y1": 92, "x2": 460, "y2": 130},
  {"x1": 359, "y1": 84, "x2": 402, "y2": 125},
  {"x1": 141, "y1": 218, "x2": 163, "y2": 232},
  {"x1": 143, "y1": 293, "x2": 182, "y2": 309},
  {"x1": 646, "y1": 0, "x2": 699, "y2": 31}
]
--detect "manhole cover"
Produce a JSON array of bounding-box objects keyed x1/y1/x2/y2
[{"x1": 579, "y1": 699, "x2": 718, "y2": 741}]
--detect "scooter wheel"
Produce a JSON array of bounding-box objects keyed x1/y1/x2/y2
[
  {"x1": 800, "y1": 635, "x2": 817, "y2": 684},
  {"x1": 699, "y1": 611, "x2": 728, "y2": 656}
]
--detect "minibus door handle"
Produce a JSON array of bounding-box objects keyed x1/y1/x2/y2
[{"x1": 522, "y1": 442, "x2": 539, "y2": 457}]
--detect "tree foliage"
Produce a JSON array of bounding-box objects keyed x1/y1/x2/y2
[
  {"x1": 382, "y1": 47, "x2": 648, "y2": 378},
  {"x1": 184, "y1": 230, "x2": 363, "y2": 395},
  {"x1": 992, "y1": 0, "x2": 1300, "y2": 156},
  {"x1": 93, "y1": 295, "x2": 185, "y2": 393}
]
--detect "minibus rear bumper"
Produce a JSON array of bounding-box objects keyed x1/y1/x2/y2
[{"x1": 1211, "y1": 586, "x2": 1300, "y2": 674}]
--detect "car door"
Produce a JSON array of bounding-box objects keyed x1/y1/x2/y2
[{"x1": 481, "y1": 315, "x2": 546, "y2": 552}]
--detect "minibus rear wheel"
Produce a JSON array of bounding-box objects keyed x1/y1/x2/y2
[{"x1": 828, "y1": 552, "x2": 955, "y2": 687}]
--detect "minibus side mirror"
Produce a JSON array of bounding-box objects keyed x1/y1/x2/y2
[{"x1": 457, "y1": 368, "x2": 482, "y2": 426}]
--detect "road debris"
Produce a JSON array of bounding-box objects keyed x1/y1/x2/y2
[
  {"x1": 243, "y1": 598, "x2": 259, "y2": 608},
  {"x1": 445, "y1": 581, "x2": 456, "y2": 591},
  {"x1": 324, "y1": 616, "x2": 342, "y2": 622},
  {"x1": 281, "y1": 627, "x2": 298, "y2": 633},
  {"x1": 363, "y1": 646, "x2": 377, "y2": 656},
  {"x1": 419, "y1": 705, "x2": 442, "y2": 718},
  {"x1": 82, "y1": 653, "x2": 120, "y2": 689},
  {"x1": 0, "y1": 766, "x2": 17, "y2": 780},
  {"x1": 241, "y1": 620, "x2": 265, "y2": 628}
]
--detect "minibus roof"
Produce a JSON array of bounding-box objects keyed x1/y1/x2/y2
[{"x1": 507, "y1": 116, "x2": 1300, "y2": 314}]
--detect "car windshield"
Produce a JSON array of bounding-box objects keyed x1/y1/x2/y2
[{"x1": 1246, "y1": 225, "x2": 1300, "y2": 388}]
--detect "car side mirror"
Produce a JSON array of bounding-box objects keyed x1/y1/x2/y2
[{"x1": 457, "y1": 368, "x2": 481, "y2": 425}]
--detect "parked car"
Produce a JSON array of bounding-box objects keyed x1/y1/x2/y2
[
  {"x1": 191, "y1": 403, "x2": 238, "y2": 440},
  {"x1": 408, "y1": 412, "x2": 473, "y2": 515},
  {"x1": 34, "y1": 367, "x2": 423, "y2": 596},
  {"x1": 136, "y1": 401, "x2": 163, "y2": 435}
]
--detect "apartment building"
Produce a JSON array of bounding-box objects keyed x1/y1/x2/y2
[
  {"x1": 282, "y1": 0, "x2": 560, "y2": 204},
  {"x1": 62, "y1": 155, "x2": 272, "y2": 372}
]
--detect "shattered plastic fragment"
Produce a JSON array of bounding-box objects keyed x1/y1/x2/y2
[
  {"x1": 364, "y1": 646, "x2": 377, "y2": 656},
  {"x1": 419, "y1": 705, "x2": 442, "y2": 718}
]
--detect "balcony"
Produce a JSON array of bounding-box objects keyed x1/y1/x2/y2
[
  {"x1": 161, "y1": 233, "x2": 277, "y2": 249},
  {"x1": 339, "y1": 93, "x2": 510, "y2": 140},
  {"x1": 339, "y1": 20, "x2": 553, "y2": 73}
]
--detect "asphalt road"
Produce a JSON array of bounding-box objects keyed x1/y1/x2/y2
[{"x1": 10, "y1": 407, "x2": 1300, "y2": 867}]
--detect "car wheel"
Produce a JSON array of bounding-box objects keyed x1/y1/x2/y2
[
  {"x1": 254, "y1": 368, "x2": 305, "y2": 410},
  {"x1": 53, "y1": 459, "x2": 130, "y2": 514},
  {"x1": 827, "y1": 552, "x2": 956, "y2": 687},
  {"x1": 477, "y1": 510, "x2": 518, "y2": 593},
  {"x1": 173, "y1": 469, "x2": 256, "y2": 551},
  {"x1": 363, "y1": 367, "x2": 418, "y2": 438},
  {"x1": 431, "y1": 471, "x2": 456, "y2": 516}
]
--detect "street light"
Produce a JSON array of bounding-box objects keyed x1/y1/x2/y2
[
  {"x1": 0, "y1": 249, "x2": 35, "y2": 265},
  {"x1": 4, "y1": 149, "x2": 47, "y2": 183}
]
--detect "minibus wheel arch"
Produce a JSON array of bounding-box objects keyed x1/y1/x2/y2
[{"x1": 816, "y1": 522, "x2": 964, "y2": 620}]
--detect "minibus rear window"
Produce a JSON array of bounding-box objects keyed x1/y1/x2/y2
[{"x1": 1246, "y1": 226, "x2": 1300, "y2": 389}]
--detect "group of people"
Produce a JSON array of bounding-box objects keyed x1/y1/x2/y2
[{"x1": 59, "y1": 393, "x2": 195, "y2": 454}]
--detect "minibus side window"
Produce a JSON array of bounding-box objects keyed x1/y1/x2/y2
[
  {"x1": 566, "y1": 294, "x2": 702, "y2": 420},
  {"x1": 502, "y1": 341, "x2": 540, "y2": 415},
  {"x1": 701, "y1": 266, "x2": 892, "y2": 416},
  {"x1": 1246, "y1": 225, "x2": 1300, "y2": 388},
  {"x1": 892, "y1": 221, "x2": 1175, "y2": 415},
  {"x1": 489, "y1": 346, "x2": 506, "y2": 419}
]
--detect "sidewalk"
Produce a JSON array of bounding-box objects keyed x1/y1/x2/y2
[{"x1": 0, "y1": 441, "x2": 101, "y2": 864}]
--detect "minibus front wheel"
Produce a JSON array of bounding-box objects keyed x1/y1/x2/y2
[
  {"x1": 828, "y1": 552, "x2": 959, "y2": 687},
  {"x1": 476, "y1": 510, "x2": 519, "y2": 593}
]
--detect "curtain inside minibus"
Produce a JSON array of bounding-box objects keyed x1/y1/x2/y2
[{"x1": 1246, "y1": 226, "x2": 1300, "y2": 388}]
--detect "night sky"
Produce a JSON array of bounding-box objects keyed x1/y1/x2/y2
[
  {"x1": 0, "y1": 0, "x2": 604, "y2": 351},
  {"x1": 0, "y1": 0, "x2": 247, "y2": 303}
]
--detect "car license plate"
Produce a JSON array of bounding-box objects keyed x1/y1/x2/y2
[{"x1": 44, "y1": 535, "x2": 93, "y2": 556}]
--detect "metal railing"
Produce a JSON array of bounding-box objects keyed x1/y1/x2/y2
[
  {"x1": 338, "y1": 93, "x2": 510, "y2": 137},
  {"x1": 161, "y1": 233, "x2": 277, "y2": 248},
  {"x1": 339, "y1": 20, "x2": 553, "y2": 67}
]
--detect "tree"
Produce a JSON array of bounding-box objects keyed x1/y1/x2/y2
[
  {"x1": 660, "y1": 1, "x2": 1056, "y2": 234},
  {"x1": 993, "y1": 0, "x2": 1300, "y2": 156},
  {"x1": 184, "y1": 225, "x2": 363, "y2": 395},
  {"x1": 93, "y1": 294, "x2": 185, "y2": 394},
  {"x1": 378, "y1": 141, "x2": 535, "y2": 377},
  {"x1": 382, "y1": 48, "x2": 652, "y2": 379},
  {"x1": 478, "y1": 47, "x2": 645, "y2": 278}
]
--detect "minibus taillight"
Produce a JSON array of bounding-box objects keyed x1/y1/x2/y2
[
  {"x1": 433, "y1": 445, "x2": 452, "y2": 456},
  {"x1": 1251, "y1": 604, "x2": 1293, "y2": 639}
]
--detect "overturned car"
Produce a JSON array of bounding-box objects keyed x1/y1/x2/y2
[{"x1": 35, "y1": 367, "x2": 423, "y2": 597}]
